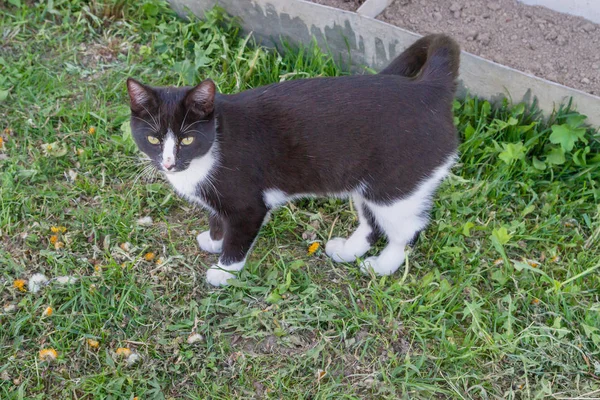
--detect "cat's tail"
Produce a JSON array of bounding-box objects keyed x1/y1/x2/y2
[{"x1": 379, "y1": 34, "x2": 460, "y2": 89}]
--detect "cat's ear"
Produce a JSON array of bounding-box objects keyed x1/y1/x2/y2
[
  {"x1": 184, "y1": 79, "x2": 216, "y2": 118},
  {"x1": 127, "y1": 78, "x2": 156, "y2": 113}
]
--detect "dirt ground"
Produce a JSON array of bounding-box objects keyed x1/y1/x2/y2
[
  {"x1": 309, "y1": 0, "x2": 600, "y2": 96},
  {"x1": 310, "y1": 0, "x2": 365, "y2": 12}
]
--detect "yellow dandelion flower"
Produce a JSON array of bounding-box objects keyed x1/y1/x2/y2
[
  {"x1": 155, "y1": 257, "x2": 164, "y2": 265},
  {"x1": 94, "y1": 265, "x2": 102, "y2": 274},
  {"x1": 550, "y1": 255, "x2": 560, "y2": 263},
  {"x1": 144, "y1": 252, "x2": 155, "y2": 261},
  {"x1": 87, "y1": 339, "x2": 100, "y2": 349},
  {"x1": 3, "y1": 128, "x2": 11, "y2": 135},
  {"x1": 119, "y1": 242, "x2": 130, "y2": 252},
  {"x1": 50, "y1": 226, "x2": 67, "y2": 233},
  {"x1": 493, "y1": 258, "x2": 504, "y2": 266},
  {"x1": 88, "y1": 127, "x2": 96, "y2": 135},
  {"x1": 527, "y1": 260, "x2": 539, "y2": 268},
  {"x1": 43, "y1": 307, "x2": 53, "y2": 317},
  {"x1": 39, "y1": 348, "x2": 58, "y2": 362},
  {"x1": 532, "y1": 298, "x2": 540, "y2": 305},
  {"x1": 50, "y1": 235, "x2": 58, "y2": 244},
  {"x1": 133, "y1": 397, "x2": 139, "y2": 400},
  {"x1": 0, "y1": 137, "x2": 4, "y2": 149},
  {"x1": 308, "y1": 242, "x2": 320, "y2": 255},
  {"x1": 116, "y1": 347, "x2": 131, "y2": 357},
  {"x1": 13, "y1": 279, "x2": 27, "y2": 292}
]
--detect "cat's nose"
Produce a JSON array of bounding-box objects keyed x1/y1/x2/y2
[{"x1": 162, "y1": 158, "x2": 175, "y2": 171}]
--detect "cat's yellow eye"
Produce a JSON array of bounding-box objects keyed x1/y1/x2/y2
[
  {"x1": 181, "y1": 137, "x2": 194, "y2": 145},
  {"x1": 147, "y1": 136, "x2": 160, "y2": 145}
]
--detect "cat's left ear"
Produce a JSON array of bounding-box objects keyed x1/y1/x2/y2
[{"x1": 184, "y1": 79, "x2": 216, "y2": 118}]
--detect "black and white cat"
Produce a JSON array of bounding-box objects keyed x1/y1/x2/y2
[{"x1": 127, "y1": 34, "x2": 460, "y2": 286}]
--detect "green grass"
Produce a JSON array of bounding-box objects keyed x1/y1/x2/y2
[{"x1": 1, "y1": 1, "x2": 599, "y2": 398}]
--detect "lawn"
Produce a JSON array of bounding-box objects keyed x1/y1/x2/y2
[{"x1": 1, "y1": 1, "x2": 599, "y2": 398}]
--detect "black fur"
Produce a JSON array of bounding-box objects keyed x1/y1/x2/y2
[{"x1": 127, "y1": 34, "x2": 460, "y2": 271}]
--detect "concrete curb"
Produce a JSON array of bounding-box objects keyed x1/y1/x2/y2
[{"x1": 168, "y1": 0, "x2": 600, "y2": 126}]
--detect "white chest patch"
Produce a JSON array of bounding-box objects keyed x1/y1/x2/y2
[{"x1": 165, "y1": 146, "x2": 218, "y2": 212}]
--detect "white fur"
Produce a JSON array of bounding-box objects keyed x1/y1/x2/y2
[
  {"x1": 263, "y1": 189, "x2": 289, "y2": 208},
  {"x1": 197, "y1": 231, "x2": 223, "y2": 253},
  {"x1": 164, "y1": 145, "x2": 218, "y2": 213},
  {"x1": 263, "y1": 189, "x2": 350, "y2": 209},
  {"x1": 206, "y1": 259, "x2": 245, "y2": 287},
  {"x1": 325, "y1": 194, "x2": 373, "y2": 262},
  {"x1": 359, "y1": 155, "x2": 457, "y2": 275},
  {"x1": 161, "y1": 130, "x2": 176, "y2": 169}
]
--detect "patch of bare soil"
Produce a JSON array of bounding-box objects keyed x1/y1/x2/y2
[
  {"x1": 310, "y1": 0, "x2": 365, "y2": 12},
  {"x1": 310, "y1": 0, "x2": 600, "y2": 96}
]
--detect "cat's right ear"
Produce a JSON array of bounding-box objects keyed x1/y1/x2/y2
[{"x1": 127, "y1": 78, "x2": 156, "y2": 114}]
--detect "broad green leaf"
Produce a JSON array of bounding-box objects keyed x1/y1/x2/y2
[
  {"x1": 0, "y1": 89, "x2": 8, "y2": 102},
  {"x1": 266, "y1": 289, "x2": 282, "y2": 304},
  {"x1": 499, "y1": 142, "x2": 526, "y2": 164},
  {"x1": 546, "y1": 146, "x2": 565, "y2": 165},
  {"x1": 464, "y1": 123, "x2": 475, "y2": 139},
  {"x1": 581, "y1": 323, "x2": 599, "y2": 338},
  {"x1": 492, "y1": 227, "x2": 512, "y2": 245},
  {"x1": 481, "y1": 101, "x2": 491, "y2": 116},
  {"x1": 532, "y1": 156, "x2": 546, "y2": 170},
  {"x1": 512, "y1": 103, "x2": 525, "y2": 116},
  {"x1": 491, "y1": 270, "x2": 508, "y2": 285},
  {"x1": 566, "y1": 114, "x2": 586, "y2": 128},
  {"x1": 549, "y1": 123, "x2": 586, "y2": 152},
  {"x1": 522, "y1": 204, "x2": 536, "y2": 216},
  {"x1": 120, "y1": 120, "x2": 132, "y2": 141},
  {"x1": 573, "y1": 146, "x2": 590, "y2": 166},
  {"x1": 462, "y1": 221, "x2": 475, "y2": 237}
]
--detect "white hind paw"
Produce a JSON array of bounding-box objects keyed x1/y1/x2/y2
[
  {"x1": 360, "y1": 256, "x2": 401, "y2": 276},
  {"x1": 197, "y1": 231, "x2": 223, "y2": 254},
  {"x1": 206, "y1": 267, "x2": 235, "y2": 287}
]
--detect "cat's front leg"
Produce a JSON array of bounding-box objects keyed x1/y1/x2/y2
[
  {"x1": 197, "y1": 214, "x2": 224, "y2": 254},
  {"x1": 205, "y1": 208, "x2": 267, "y2": 287}
]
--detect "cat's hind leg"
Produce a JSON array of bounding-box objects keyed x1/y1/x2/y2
[
  {"x1": 359, "y1": 196, "x2": 429, "y2": 275},
  {"x1": 197, "y1": 214, "x2": 224, "y2": 254},
  {"x1": 325, "y1": 194, "x2": 381, "y2": 263},
  {"x1": 360, "y1": 157, "x2": 454, "y2": 275}
]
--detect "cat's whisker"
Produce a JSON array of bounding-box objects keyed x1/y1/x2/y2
[
  {"x1": 131, "y1": 115, "x2": 158, "y2": 133},
  {"x1": 138, "y1": 103, "x2": 160, "y2": 132},
  {"x1": 181, "y1": 120, "x2": 204, "y2": 135},
  {"x1": 179, "y1": 108, "x2": 191, "y2": 133},
  {"x1": 180, "y1": 129, "x2": 208, "y2": 137}
]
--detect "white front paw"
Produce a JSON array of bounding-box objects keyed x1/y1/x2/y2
[
  {"x1": 325, "y1": 237, "x2": 354, "y2": 263},
  {"x1": 206, "y1": 266, "x2": 235, "y2": 287},
  {"x1": 197, "y1": 231, "x2": 223, "y2": 254}
]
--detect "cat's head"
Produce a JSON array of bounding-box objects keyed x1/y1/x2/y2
[{"x1": 126, "y1": 78, "x2": 217, "y2": 174}]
